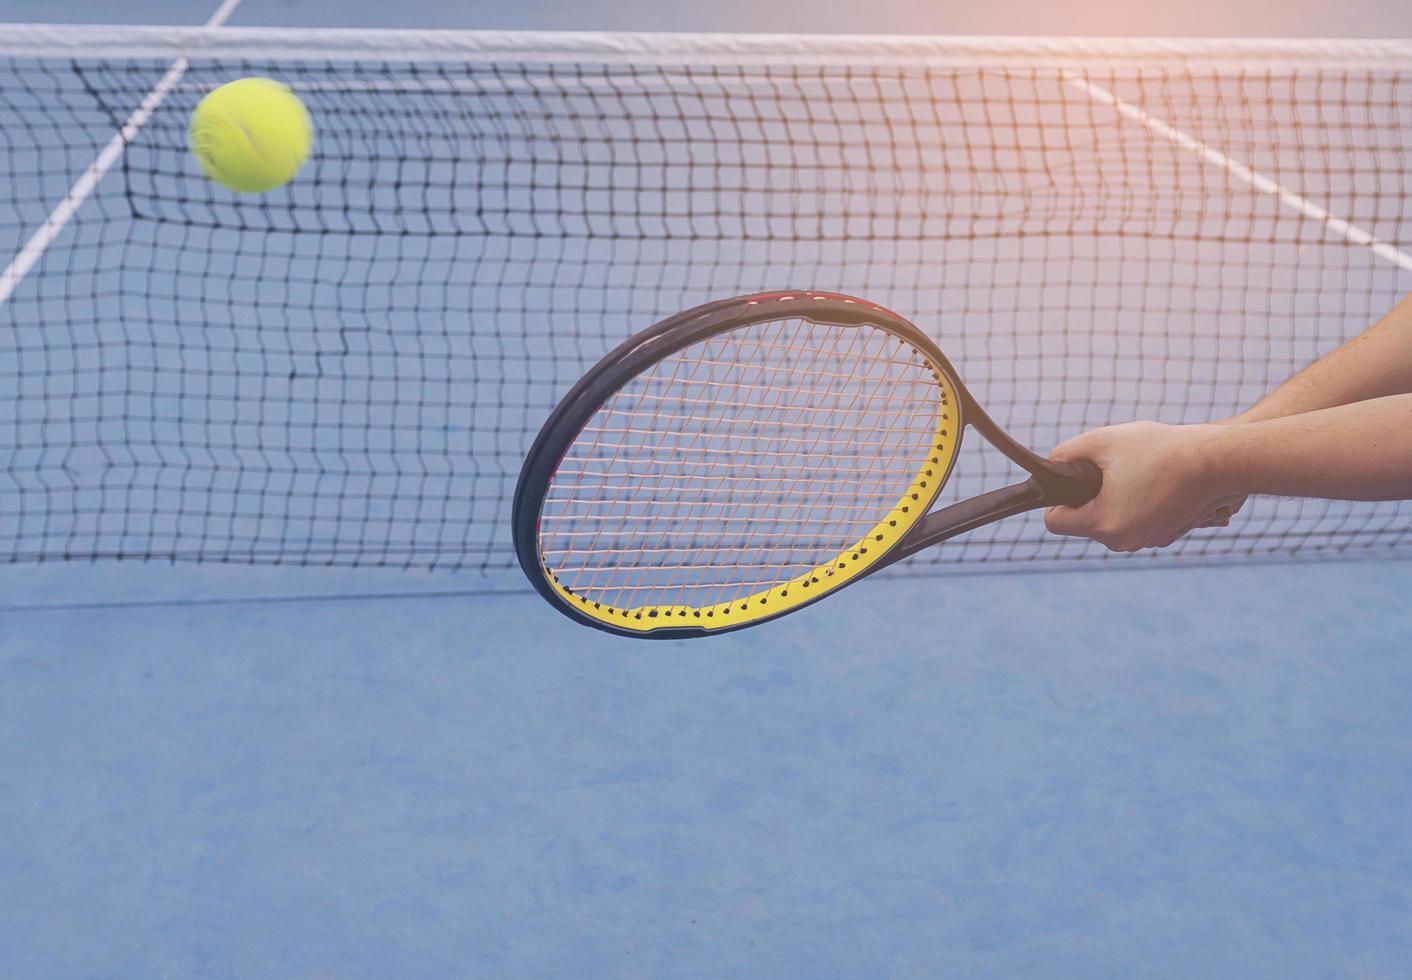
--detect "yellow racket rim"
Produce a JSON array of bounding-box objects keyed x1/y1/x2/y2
[{"x1": 536, "y1": 326, "x2": 961, "y2": 634}]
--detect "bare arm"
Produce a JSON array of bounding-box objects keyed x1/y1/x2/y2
[
  {"x1": 1197, "y1": 291, "x2": 1412, "y2": 527},
  {"x1": 1207, "y1": 394, "x2": 1412, "y2": 501},
  {"x1": 1045, "y1": 394, "x2": 1412, "y2": 552},
  {"x1": 1227, "y1": 292, "x2": 1412, "y2": 423},
  {"x1": 1043, "y1": 292, "x2": 1412, "y2": 551}
]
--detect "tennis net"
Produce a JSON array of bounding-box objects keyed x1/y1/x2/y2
[{"x1": 1, "y1": 27, "x2": 1410, "y2": 573}]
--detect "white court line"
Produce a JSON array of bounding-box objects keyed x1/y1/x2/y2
[
  {"x1": 1064, "y1": 72, "x2": 1412, "y2": 275},
  {"x1": 0, "y1": 0, "x2": 245, "y2": 308}
]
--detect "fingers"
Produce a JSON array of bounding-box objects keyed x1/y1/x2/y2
[
  {"x1": 1044, "y1": 503, "x2": 1094, "y2": 538},
  {"x1": 1196, "y1": 507, "x2": 1232, "y2": 528},
  {"x1": 1196, "y1": 494, "x2": 1248, "y2": 528},
  {"x1": 1043, "y1": 432, "x2": 1110, "y2": 538},
  {"x1": 1046, "y1": 499, "x2": 1235, "y2": 552},
  {"x1": 1044, "y1": 505, "x2": 1140, "y2": 552}
]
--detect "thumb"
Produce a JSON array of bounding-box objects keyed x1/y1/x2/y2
[{"x1": 1047, "y1": 427, "x2": 1109, "y2": 466}]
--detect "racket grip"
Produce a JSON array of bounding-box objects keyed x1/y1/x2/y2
[{"x1": 1042, "y1": 459, "x2": 1103, "y2": 507}]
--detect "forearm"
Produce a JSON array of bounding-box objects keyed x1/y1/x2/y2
[
  {"x1": 1227, "y1": 292, "x2": 1412, "y2": 423},
  {"x1": 1203, "y1": 393, "x2": 1412, "y2": 501}
]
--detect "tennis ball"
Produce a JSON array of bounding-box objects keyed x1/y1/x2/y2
[{"x1": 189, "y1": 77, "x2": 312, "y2": 194}]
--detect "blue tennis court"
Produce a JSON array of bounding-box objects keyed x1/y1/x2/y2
[
  {"x1": 5, "y1": 559, "x2": 1412, "y2": 976},
  {"x1": 2, "y1": 1, "x2": 1411, "y2": 977}
]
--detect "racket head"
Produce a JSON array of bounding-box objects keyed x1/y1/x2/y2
[{"x1": 512, "y1": 292, "x2": 966, "y2": 638}]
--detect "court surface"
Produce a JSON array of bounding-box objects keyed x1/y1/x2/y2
[
  {"x1": 2, "y1": 0, "x2": 1411, "y2": 977},
  {"x1": 3, "y1": 558, "x2": 1412, "y2": 977}
]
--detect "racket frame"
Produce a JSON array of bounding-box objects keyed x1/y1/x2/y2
[{"x1": 513, "y1": 291, "x2": 1100, "y2": 638}]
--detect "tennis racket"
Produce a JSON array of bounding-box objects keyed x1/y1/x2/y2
[{"x1": 513, "y1": 291, "x2": 1102, "y2": 638}]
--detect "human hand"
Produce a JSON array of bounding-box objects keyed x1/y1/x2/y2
[{"x1": 1043, "y1": 421, "x2": 1242, "y2": 552}]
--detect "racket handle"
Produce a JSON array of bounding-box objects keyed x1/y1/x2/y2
[{"x1": 1041, "y1": 459, "x2": 1103, "y2": 507}]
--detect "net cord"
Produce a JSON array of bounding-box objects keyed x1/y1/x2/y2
[{"x1": 0, "y1": 25, "x2": 1408, "y2": 69}]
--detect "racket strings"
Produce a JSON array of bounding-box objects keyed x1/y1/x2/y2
[{"x1": 538, "y1": 317, "x2": 947, "y2": 614}]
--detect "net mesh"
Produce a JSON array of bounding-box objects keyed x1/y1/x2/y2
[
  {"x1": 539, "y1": 316, "x2": 947, "y2": 612},
  {"x1": 1, "y1": 31, "x2": 1410, "y2": 574}
]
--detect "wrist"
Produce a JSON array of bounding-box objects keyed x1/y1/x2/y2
[{"x1": 1184, "y1": 423, "x2": 1247, "y2": 498}]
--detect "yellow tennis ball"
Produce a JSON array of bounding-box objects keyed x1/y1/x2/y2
[{"x1": 189, "y1": 77, "x2": 312, "y2": 194}]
